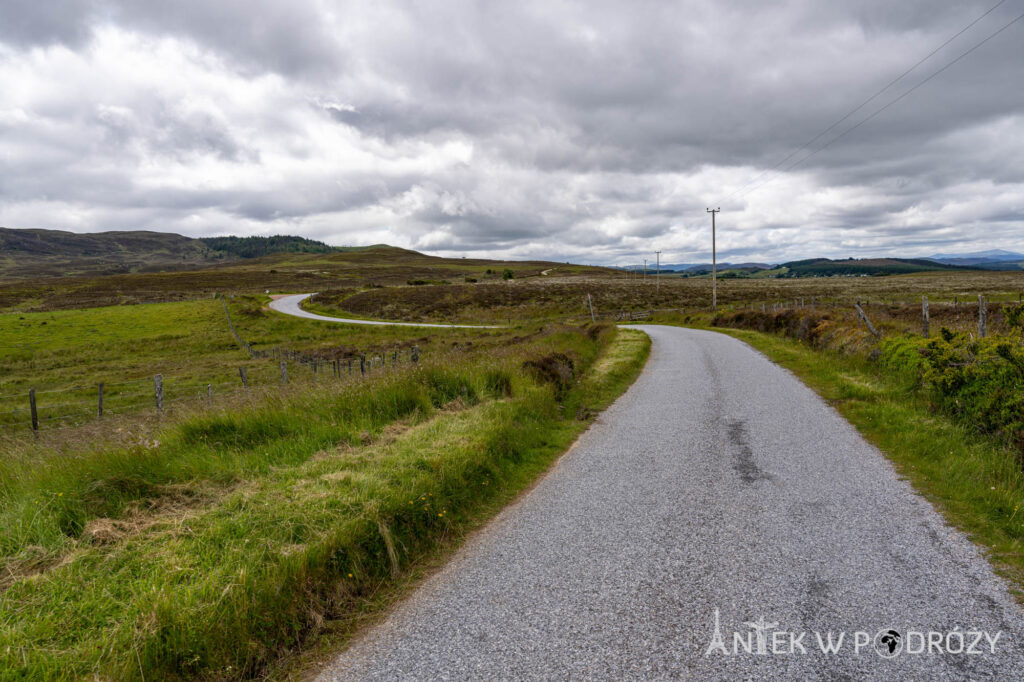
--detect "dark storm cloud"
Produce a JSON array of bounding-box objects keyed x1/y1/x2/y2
[
  {"x1": 0, "y1": 0, "x2": 1022, "y2": 262},
  {"x1": 0, "y1": 0, "x2": 95, "y2": 48}
]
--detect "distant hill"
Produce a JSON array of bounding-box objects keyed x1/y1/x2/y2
[
  {"x1": 781, "y1": 257, "x2": 968, "y2": 277},
  {"x1": 617, "y1": 262, "x2": 771, "y2": 273},
  {"x1": 674, "y1": 262, "x2": 772, "y2": 274},
  {"x1": 199, "y1": 235, "x2": 334, "y2": 259},
  {"x1": 929, "y1": 249, "x2": 1024, "y2": 262},
  {"x1": 926, "y1": 249, "x2": 1024, "y2": 270},
  {"x1": 619, "y1": 257, "x2": 981, "y2": 278},
  {"x1": 0, "y1": 228, "x2": 337, "y2": 279}
]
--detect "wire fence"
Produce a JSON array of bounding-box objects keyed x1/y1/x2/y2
[
  {"x1": 1, "y1": 297, "x2": 423, "y2": 435},
  {"x1": 0, "y1": 347, "x2": 421, "y2": 435}
]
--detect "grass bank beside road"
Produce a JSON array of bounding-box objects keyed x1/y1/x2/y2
[
  {"x1": 0, "y1": 325, "x2": 649, "y2": 681},
  {"x1": 673, "y1": 319, "x2": 1024, "y2": 598}
]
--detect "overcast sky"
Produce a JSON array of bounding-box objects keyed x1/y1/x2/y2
[{"x1": 0, "y1": 1, "x2": 1021, "y2": 264}]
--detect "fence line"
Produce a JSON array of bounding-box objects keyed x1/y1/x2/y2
[
  {"x1": 1, "y1": 303, "x2": 424, "y2": 434},
  {"x1": 1, "y1": 349, "x2": 422, "y2": 434},
  {"x1": 718, "y1": 293, "x2": 1022, "y2": 342}
]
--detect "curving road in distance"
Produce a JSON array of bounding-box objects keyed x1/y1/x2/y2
[
  {"x1": 267, "y1": 293, "x2": 501, "y2": 328},
  {"x1": 316, "y1": 325, "x2": 1024, "y2": 680}
]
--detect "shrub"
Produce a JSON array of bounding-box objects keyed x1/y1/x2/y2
[
  {"x1": 522, "y1": 352, "x2": 576, "y2": 396},
  {"x1": 890, "y1": 332, "x2": 1024, "y2": 452}
]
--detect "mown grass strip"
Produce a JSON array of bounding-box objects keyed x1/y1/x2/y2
[
  {"x1": 0, "y1": 327, "x2": 648, "y2": 680},
  {"x1": 702, "y1": 325, "x2": 1024, "y2": 598}
]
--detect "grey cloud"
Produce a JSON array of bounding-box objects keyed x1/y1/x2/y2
[
  {"x1": 0, "y1": 0, "x2": 1022, "y2": 263},
  {"x1": 0, "y1": 0, "x2": 96, "y2": 48}
]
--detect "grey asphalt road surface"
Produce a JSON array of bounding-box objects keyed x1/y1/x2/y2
[
  {"x1": 317, "y1": 325, "x2": 1024, "y2": 681},
  {"x1": 268, "y1": 293, "x2": 500, "y2": 328}
]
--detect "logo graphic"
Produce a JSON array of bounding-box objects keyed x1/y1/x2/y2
[
  {"x1": 744, "y1": 615, "x2": 780, "y2": 655},
  {"x1": 704, "y1": 609, "x2": 1002, "y2": 658},
  {"x1": 874, "y1": 629, "x2": 903, "y2": 658}
]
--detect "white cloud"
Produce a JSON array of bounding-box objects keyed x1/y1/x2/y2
[{"x1": 0, "y1": 0, "x2": 1022, "y2": 264}]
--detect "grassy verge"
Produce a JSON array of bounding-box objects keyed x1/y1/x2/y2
[
  {"x1": 0, "y1": 326, "x2": 648, "y2": 680},
  {"x1": 691, "y1": 323, "x2": 1024, "y2": 597}
]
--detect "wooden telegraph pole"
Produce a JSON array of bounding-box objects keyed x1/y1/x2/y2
[
  {"x1": 655, "y1": 251, "x2": 661, "y2": 294},
  {"x1": 707, "y1": 208, "x2": 720, "y2": 311}
]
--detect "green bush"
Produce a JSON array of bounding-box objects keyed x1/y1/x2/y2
[
  {"x1": 882, "y1": 331, "x2": 1024, "y2": 452},
  {"x1": 878, "y1": 336, "x2": 928, "y2": 383}
]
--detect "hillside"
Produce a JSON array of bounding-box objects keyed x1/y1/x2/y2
[
  {"x1": 780, "y1": 257, "x2": 969, "y2": 277},
  {"x1": 0, "y1": 241, "x2": 613, "y2": 312},
  {"x1": 198, "y1": 235, "x2": 334, "y2": 259},
  {"x1": 0, "y1": 228, "x2": 336, "y2": 279}
]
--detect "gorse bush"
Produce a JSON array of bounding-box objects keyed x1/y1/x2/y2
[
  {"x1": 716, "y1": 305, "x2": 1024, "y2": 459},
  {"x1": 883, "y1": 329, "x2": 1024, "y2": 452}
]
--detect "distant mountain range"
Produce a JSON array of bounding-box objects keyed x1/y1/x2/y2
[
  {"x1": 1, "y1": 226, "x2": 1021, "y2": 280},
  {"x1": 0, "y1": 228, "x2": 336, "y2": 279},
  {"x1": 929, "y1": 249, "x2": 1023, "y2": 261},
  {"x1": 926, "y1": 249, "x2": 1024, "y2": 269},
  {"x1": 617, "y1": 250, "x2": 1024, "y2": 277},
  {"x1": 617, "y1": 262, "x2": 771, "y2": 272}
]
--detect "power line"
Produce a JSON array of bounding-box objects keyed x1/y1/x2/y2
[
  {"x1": 716, "y1": 1, "x2": 1021, "y2": 206},
  {"x1": 772, "y1": 9, "x2": 1024, "y2": 176}
]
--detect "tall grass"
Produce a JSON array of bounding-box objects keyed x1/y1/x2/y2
[{"x1": 0, "y1": 324, "x2": 649, "y2": 680}]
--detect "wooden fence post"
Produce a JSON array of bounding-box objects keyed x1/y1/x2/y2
[
  {"x1": 206, "y1": 384, "x2": 212, "y2": 407},
  {"x1": 978, "y1": 294, "x2": 987, "y2": 338},
  {"x1": 412, "y1": 347, "x2": 419, "y2": 363},
  {"x1": 154, "y1": 375, "x2": 163, "y2": 413},
  {"x1": 854, "y1": 301, "x2": 880, "y2": 337},
  {"x1": 922, "y1": 296, "x2": 930, "y2": 339},
  {"x1": 239, "y1": 366, "x2": 248, "y2": 389},
  {"x1": 281, "y1": 362, "x2": 287, "y2": 385},
  {"x1": 29, "y1": 388, "x2": 38, "y2": 431},
  {"x1": 97, "y1": 382, "x2": 104, "y2": 420},
  {"x1": 360, "y1": 355, "x2": 366, "y2": 375}
]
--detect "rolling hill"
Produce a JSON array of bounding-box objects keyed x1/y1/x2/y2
[
  {"x1": 781, "y1": 257, "x2": 969, "y2": 277},
  {"x1": 0, "y1": 228, "x2": 335, "y2": 279}
]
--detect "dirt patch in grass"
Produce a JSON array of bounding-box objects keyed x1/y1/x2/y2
[{"x1": 2, "y1": 481, "x2": 233, "y2": 593}]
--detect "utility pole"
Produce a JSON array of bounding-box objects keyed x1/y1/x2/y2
[
  {"x1": 655, "y1": 251, "x2": 661, "y2": 294},
  {"x1": 706, "y1": 208, "x2": 720, "y2": 311},
  {"x1": 643, "y1": 259, "x2": 647, "y2": 283}
]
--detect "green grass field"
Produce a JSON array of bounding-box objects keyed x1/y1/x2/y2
[
  {"x1": 0, "y1": 322, "x2": 648, "y2": 681},
  {"x1": 2, "y1": 246, "x2": 1023, "y2": 680},
  {"x1": 0, "y1": 295, "x2": 513, "y2": 433}
]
